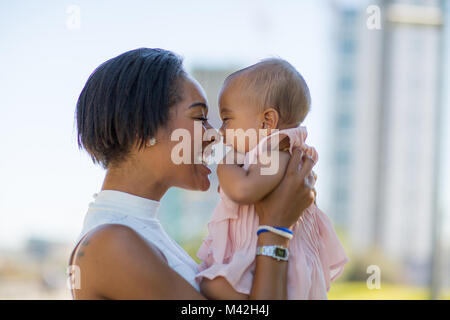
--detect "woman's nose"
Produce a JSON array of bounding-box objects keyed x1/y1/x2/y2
[
  {"x1": 202, "y1": 122, "x2": 219, "y2": 143},
  {"x1": 203, "y1": 120, "x2": 213, "y2": 131}
]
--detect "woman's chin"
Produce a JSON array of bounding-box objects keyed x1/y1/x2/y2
[
  {"x1": 198, "y1": 179, "x2": 210, "y2": 191},
  {"x1": 193, "y1": 175, "x2": 210, "y2": 191}
]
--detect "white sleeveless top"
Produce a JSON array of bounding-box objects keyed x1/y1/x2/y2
[{"x1": 73, "y1": 190, "x2": 200, "y2": 291}]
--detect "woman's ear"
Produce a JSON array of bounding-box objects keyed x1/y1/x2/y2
[{"x1": 262, "y1": 108, "x2": 280, "y2": 131}]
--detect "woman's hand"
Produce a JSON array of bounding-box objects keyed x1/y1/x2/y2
[
  {"x1": 312, "y1": 170, "x2": 317, "y2": 204},
  {"x1": 254, "y1": 148, "x2": 316, "y2": 229}
]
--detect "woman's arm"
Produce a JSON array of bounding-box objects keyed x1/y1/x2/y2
[
  {"x1": 199, "y1": 230, "x2": 291, "y2": 300},
  {"x1": 200, "y1": 277, "x2": 248, "y2": 300},
  {"x1": 250, "y1": 148, "x2": 315, "y2": 299},
  {"x1": 217, "y1": 150, "x2": 291, "y2": 204},
  {"x1": 72, "y1": 150, "x2": 315, "y2": 300},
  {"x1": 71, "y1": 224, "x2": 285, "y2": 300},
  {"x1": 201, "y1": 148, "x2": 316, "y2": 300},
  {"x1": 71, "y1": 224, "x2": 206, "y2": 300}
]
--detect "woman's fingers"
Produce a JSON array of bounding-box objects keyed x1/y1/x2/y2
[
  {"x1": 311, "y1": 171, "x2": 318, "y2": 203},
  {"x1": 286, "y1": 147, "x2": 316, "y2": 190},
  {"x1": 299, "y1": 155, "x2": 315, "y2": 181},
  {"x1": 254, "y1": 146, "x2": 318, "y2": 228},
  {"x1": 304, "y1": 146, "x2": 319, "y2": 164},
  {"x1": 286, "y1": 148, "x2": 303, "y2": 175}
]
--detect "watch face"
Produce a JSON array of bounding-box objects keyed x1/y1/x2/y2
[{"x1": 275, "y1": 247, "x2": 287, "y2": 258}]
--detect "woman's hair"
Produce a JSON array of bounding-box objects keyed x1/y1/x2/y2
[
  {"x1": 76, "y1": 48, "x2": 186, "y2": 168},
  {"x1": 225, "y1": 58, "x2": 311, "y2": 126}
]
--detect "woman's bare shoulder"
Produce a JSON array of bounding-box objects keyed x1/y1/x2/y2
[
  {"x1": 73, "y1": 224, "x2": 167, "y2": 264},
  {"x1": 71, "y1": 224, "x2": 170, "y2": 299}
]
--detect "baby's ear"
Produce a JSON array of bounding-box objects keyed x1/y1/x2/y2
[{"x1": 262, "y1": 107, "x2": 279, "y2": 130}]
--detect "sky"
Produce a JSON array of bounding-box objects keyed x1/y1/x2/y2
[
  {"x1": 0, "y1": 0, "x2": 334, "y2": 249},
  {"x1": 0, "y1": 0, "x2": 448, "y2": 249}
]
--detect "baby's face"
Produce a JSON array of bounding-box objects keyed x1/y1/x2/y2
[{"x1": 218, "y1": 80, "x2": 266, "y2": 154}]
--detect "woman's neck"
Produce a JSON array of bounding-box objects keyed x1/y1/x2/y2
[{"x1": 101, "y1": 159, "x2": 169, "y2": 202}]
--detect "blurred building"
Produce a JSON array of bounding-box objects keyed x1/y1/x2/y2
[
  {"x1": 331, "y1": 0, "x2": 445, "y2": 285},
  {"x1": 192, "y1": 67, "x2": 237, "y2": 129},
  {"x1": 0, "y1": 237, "x2": 72, "y2": 299}
]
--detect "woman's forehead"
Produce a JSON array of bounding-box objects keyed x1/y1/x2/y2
[{"x1": 184, "y1": 75, "x2": 207, "y2": 102}]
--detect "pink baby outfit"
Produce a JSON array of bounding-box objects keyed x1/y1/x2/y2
[{"x1": 196, "y1": 126, "x2": 348, "y2": 299}]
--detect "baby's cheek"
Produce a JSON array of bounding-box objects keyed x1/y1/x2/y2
[
  {"x1": 221, "y1": 126, "x2": 234, "y2": 146},
  {"x1": 227, "y1": 135, "x2": 241, "y2": 153},
  {"x1": 219, "y1": 129, "x2": 226, "y2": 144},
  {"x1": 233, "y1": 136, "x2": 244, "y2": 152},
  {"x1": 247, "y1": 138, "x2": 259, "y2": 152}
]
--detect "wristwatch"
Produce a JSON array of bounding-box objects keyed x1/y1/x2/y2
[{"x1": 256, "y1": 245, "x2": 289, "y2": 261}]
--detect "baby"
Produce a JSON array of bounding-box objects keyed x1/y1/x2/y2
[{"x1": 196, "y1": 58, "x2": 348, "y2": 299}]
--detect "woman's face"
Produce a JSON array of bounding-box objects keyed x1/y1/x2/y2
[{"x1": 157, "y1": 75, "x2": 216, "y2": 191}]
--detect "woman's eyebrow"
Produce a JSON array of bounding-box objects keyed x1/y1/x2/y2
[{"x1": 188, "y1": 102, "x2": 208, "y2": 109}]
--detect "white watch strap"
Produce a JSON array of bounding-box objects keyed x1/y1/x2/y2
[{"x1": 256, "y1": 245, "x2": 289, "y2": 261}]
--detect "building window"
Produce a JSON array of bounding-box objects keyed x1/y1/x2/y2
[
  {"x1": 337, "y1": 112, "x2": 353, "y2": 129},
  {"x1": 339, "y1": 76, "x2": 354, "y2": 91}
]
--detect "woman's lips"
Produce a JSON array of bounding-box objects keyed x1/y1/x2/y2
[
  {"x1": 198, "y1": 163, "x2": 211, "y2": 175},
  {"x1": 197, "y1": 152, "x2": 213, "y2": 168},
  {"x1": 196, "y1": 163, "x2": 211, "y2": 191},
  {"x1": 195, "y1": 153, "x2": 211, "y2": 173}
]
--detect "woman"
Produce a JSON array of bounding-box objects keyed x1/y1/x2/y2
[{"x1": 69, "y1": 48, "x2": 316, "y2": 299}]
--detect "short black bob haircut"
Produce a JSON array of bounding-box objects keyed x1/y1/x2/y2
[{"x1": 76, "y1": 48, "x2": 186, "y2": 168}]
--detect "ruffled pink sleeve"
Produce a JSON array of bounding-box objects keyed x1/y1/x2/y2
[
  {"x1": 314, "y1": 207, "x2": 349, "y2": 290},
  {"x1": 196, "y1": 126, "x2": 349, "y2": 298},
  {"x1": 196, "y1": 188, "x2": 238, "y2": 267},
  {"x1": 195, "y1": 188, "x2": 258, "y2": 294}
]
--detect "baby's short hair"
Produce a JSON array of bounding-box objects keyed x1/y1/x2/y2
[{"x1": 225, "y1": 58, "x2": 311, "y2": 125}]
